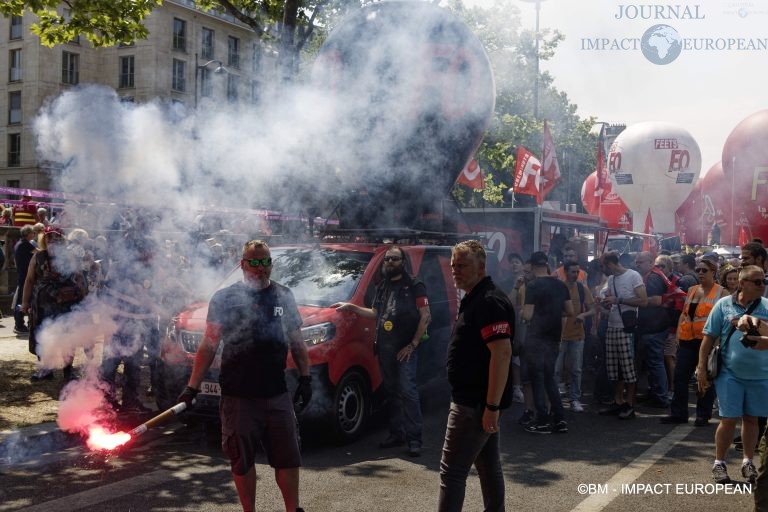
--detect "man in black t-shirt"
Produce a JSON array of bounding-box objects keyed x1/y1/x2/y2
[
  {"x1": 439, "y1": 240, "x2": 514, "y2": 512},
  {"x1": 179, "y1": 240, "x2": 311, "y2": 512},
  {"x1": 521, "y1": 251, "x2": 574, "y2": 434},
  {"x1": 332, "y1": 246, "x2": 431, "y2": 457}
]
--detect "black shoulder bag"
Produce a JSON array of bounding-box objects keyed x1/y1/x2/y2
[
  {"x1": 706, "y1": 298, "x2": 760, "y2": 380},
  {"x1": 613, "y1": 276, "x2": 637, "y2": 333}
]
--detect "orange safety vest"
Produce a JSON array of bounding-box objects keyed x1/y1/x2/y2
[
  {"x1": 677, "y1": 284, "x2": 727, "y2": 341},
  {"x1": 552, "y1": 266, "x2": 587, "y2": 285}
]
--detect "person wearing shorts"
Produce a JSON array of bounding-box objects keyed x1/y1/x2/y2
[
  {"x1": 697, "y1": 265, "x2": 768, "y2": 486},
  {"x1": 598, "y1": 252, "x2": 647, "y2": 420},
  {"x1": 179, "y1": 240, "x2": 312, "y2": 512}
]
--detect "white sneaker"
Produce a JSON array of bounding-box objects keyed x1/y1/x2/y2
[
  {"x1": 571, "y1": 400, "x2": 584, "y2": 412},
  {"x1": 512, "y1": 385, "x2": 524, "y2": 403}
]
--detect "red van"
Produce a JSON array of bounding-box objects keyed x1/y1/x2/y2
[{"x1": 156, "y1": 243, "x2": 460, "y2": 441}]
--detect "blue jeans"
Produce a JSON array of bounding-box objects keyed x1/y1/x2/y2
[
  {"x1": 378, "y1": 345, "x2": 422, "y2": 445},
  {"x1": 555, "y1": 339, "x2": 584, "y2": 401},
  {"x1": 638, "y1": 330, "x2": 669, "y2": 403},
  {"x1": 670, "y1": 340, "x2": 715, "y2": 420},
  {"x1": 438, "y1": 402, "x2": 505, "y2": 512},
  {"x1": 523, "y1": 340, "x2": 564, "y2": 423}
]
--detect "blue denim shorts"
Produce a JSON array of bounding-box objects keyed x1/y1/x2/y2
[{"x1": 714, "y1": 370, "x2": 768, "y2": 418}]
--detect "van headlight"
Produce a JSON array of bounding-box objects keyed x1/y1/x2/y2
[{"x1": 301, "y1": 322, "x2": 336, "y2": 345}]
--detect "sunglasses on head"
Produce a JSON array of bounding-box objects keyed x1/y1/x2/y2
[
  {"x1": 244, "y1": 257, "x2": 272, "y2": 267},
  {"x1": 695, "y1": 267, "x2": 710, "y2": 273},
  {"x1": 383, "y1": 256, "x2": 402, "y2": 262}
]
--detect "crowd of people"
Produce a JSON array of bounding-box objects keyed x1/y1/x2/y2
[
  {"x1": 499, "y1": 239, "x2": 768, "y2": 511},
  {"x1": 6, "y1": 219, "x2": 768, "y2": 511}
]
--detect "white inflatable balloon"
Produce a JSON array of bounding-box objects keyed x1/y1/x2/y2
[{"x1": 608, "y1": 122, "x2": 701, "y2": 233}]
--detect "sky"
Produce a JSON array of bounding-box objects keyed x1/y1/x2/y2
[{"x1": 467, "y1": 0, "x2": 767, "y2": 176}]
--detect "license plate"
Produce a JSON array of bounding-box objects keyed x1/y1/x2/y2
[{"x1": 199, "y1": 381, "x2": 221, "y2": 396}]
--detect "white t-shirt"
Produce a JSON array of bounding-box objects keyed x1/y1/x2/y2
[{"x1": 606, "y1": 269, "x2": 644, "y2": 328}]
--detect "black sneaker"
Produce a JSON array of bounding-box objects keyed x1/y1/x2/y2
[
  {"x1": 712, "y1": 462, "x2": 731, "y2": 484},
  {"x1": 598, "y1": 402, "x2": 622, "y2": 416},
  {"x1": 659, "y1": 415, "x2": 688, "y2": 424},
  {"x1": 30, "y1": 369, "x2": 54, "y2": 382},
  {"x1": 524, "y1": 422, "x2": 552, "y2": 434},
  {"x1": 378, "y1": 435, "x2": 405, "y2": 449},
  {"x1": 407, "y1": 441, "x2": 422, "y2": 457},
  {"x1": 517, "y1": 409, "x2": 535, "y2": 426},
  {"x1": 552, "y1": 420, "x2": 568, "y2": 433},
  {"x1": 13, "y1": 326, "x2": 29, "y2": 334},
  {"x1": 742, "y1": 460, "x2": 757, "y2": 484},
  {"x1": 618, "y1": 403, "x2": 636, "y2": 420}
]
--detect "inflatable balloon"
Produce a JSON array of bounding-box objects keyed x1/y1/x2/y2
[
  {"x1": 721, "y1": 110, "x2": 768, "y2": 243},
  {"x1": 608, "y1": 122, "x2": 702, "y2": 232},
  {"x1": 581, "y1": 171, "x2": 631, "y2": 229},
  {"x1": 311, "y1": 1, "x2": 495, "y2": 229}
]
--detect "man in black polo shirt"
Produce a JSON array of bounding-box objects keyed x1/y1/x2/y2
[
  {"x1": 438, "y1": 240, "x2": 514, "y2": 512},
  {"x1": 179, "y1": 240, "x2": 311, "y2": 512}
]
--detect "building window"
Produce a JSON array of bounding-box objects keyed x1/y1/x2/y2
[
  {"x1": 8, "y1": 91, "x2": 21, "y2": 125},
  {"x1": 172, "y1": 59, "x2": 186, "y2": 92},
  {"x1": 200, "y1": 67, "x2": 212, "y2": 98},
  {"x1": 251, "y1": 81, "x2": 261, "y2": 105},
  {"x1": 119, "y1": 56, "x2": 135, "y2": 88},
  {"x1": 10, "y1": 16, "x2": 23, "y2": 40},
  {"x1": 7, "y1": 179, "x2": 20, "y2": 189},
  {"x1": 201, "y1": 28, "x2": 214, "y2": 60},
  {"x1": 227, "y1": 74, "x2": 239, "y2": 102},
  {"x1": 9, "y1": 49, "x2": 22, "y2": 82},
  {"x1": 62, "y1": 51, "x2": 79, "y2": 85},
  {"x1": 8, "y1": 133, "x2": 21, "y2": 167},
  {"x1": 228, "y1": 36, "x2": 240, "y2": 68},
  {"x1": 173, "y1": 18, "x2": 186, "y2": 51},
  {"x1": 64, "y1": 9, "x2": 80, "y2": 44},
  {"x1": 252, "y1": 43, "x2": 262, "y2": 74}
]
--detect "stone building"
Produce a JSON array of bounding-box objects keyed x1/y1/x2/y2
[{"x1": 0, "y1": 0, "x2": 277, "y2": 190}]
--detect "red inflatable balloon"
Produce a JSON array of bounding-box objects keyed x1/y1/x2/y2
[
  {"x1": 581, "y1": 171, "x2": 630, "y2": 229},
  {"x1": 676, "y1": 162, "x2": 735, "y2": 245},
  {"x1": 721, "y1": 110, "x2": 768, "y2": 243}
]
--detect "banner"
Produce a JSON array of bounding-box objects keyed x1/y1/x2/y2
[
  {"x1": 456, "y1": 159, "x2": 484, "y2": 189},
  {"x1": 540, "y1": 121, "x2": 561, "y2": 202},
  {"x1": 513, "y1": 146, "x2": 542, "y2": 201}
]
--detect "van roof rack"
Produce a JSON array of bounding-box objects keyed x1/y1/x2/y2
[{"x1": 319, "y1": 227, "x2": 481, "y2": 245}]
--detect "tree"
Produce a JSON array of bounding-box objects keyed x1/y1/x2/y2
[
  {"x1": 1, "y1": 0, "x2": 355, "y2": 82},
  {"x1": 446, "y1": 0, "x2": 598, "y2": 211}
]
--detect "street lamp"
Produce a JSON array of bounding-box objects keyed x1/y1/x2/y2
[
  {"x1": 194, "y1": 53, "x2": 230, "y2": 107},
  {"x1": 520, "y1": 0, "x2": 547, "y2": 120}
]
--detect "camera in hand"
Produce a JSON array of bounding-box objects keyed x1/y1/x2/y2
[{"x1": 741, "y1": 318, "x2": 760, "y2": 348}]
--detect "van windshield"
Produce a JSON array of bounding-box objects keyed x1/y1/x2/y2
[{"x1": 218, "y1": 248, "x2": 373, "y2": 307}]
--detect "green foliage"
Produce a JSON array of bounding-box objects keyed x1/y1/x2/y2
[{"x1": 447, "y1": 0, "x2": 598, "y2": 210}]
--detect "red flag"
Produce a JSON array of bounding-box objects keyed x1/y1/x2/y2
[
  {"x1": 456, "y1": 159, "x2": 485, "y2": 189},
  {"x1": 595, "y1": 124, "x2": 608, "y2": 200},
  {"x1": 642, "y1": 208, "x2": 656, "y2": 257},
  {"x1": 738, "y1": 224, "x2": 751, "y2": 246},
  {"x1": 540, "y1": 121, "x2": 561, "y2": 202},
  {"x1": 513, "y1": 146, "x2": 542, "y2": 201}
]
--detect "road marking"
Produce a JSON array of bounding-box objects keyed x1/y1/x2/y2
[
  {"x1": 570, "y1": 424, "x2": 693, "y2": 511},
  {"x1": 13, "y1": 469, "x2": 175, "y2": 512}
]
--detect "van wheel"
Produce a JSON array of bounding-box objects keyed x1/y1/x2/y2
[{"x1": 331, "y1": 370, "x2": 369, "y2": 442}]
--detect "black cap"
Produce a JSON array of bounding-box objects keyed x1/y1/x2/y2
[{"x1": 529, "y1": 251, "x2": 549, "y2": 267}]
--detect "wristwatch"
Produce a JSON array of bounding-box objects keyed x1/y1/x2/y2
[{"x1": 485, "y1": 403, "x2": 500, "y2": 412}]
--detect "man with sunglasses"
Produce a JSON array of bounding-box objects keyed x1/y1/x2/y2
[
  {"x1": 697, "y1": 265, "x2": 768, "y2": 486},
  {"x1": 179, "y1": 240, "x2": 311, "y2": 512},
  {"x1": 332, "y1": 246, "x2": 431, "y2": 457}
]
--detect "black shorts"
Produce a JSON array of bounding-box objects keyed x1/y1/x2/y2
[{"x1": 220, "y1": 392, "x2": 301, "y2": 475}]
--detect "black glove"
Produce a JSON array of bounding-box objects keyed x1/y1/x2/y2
[
  {"x1": 293, "y1": 376, "x2": 312, "y2": 411},
  {"x1": 177, "y1": 386, "x2": 199, "y2": 407}
]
